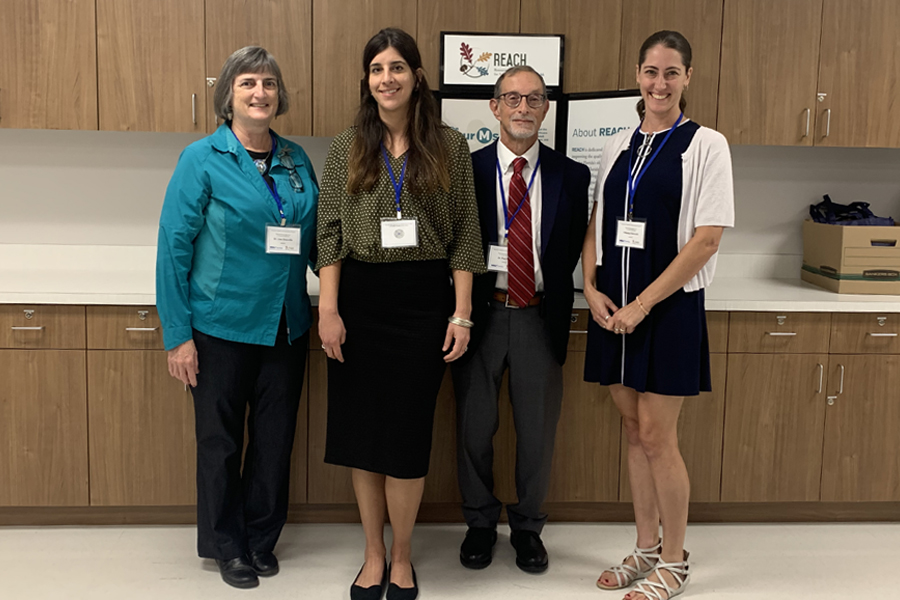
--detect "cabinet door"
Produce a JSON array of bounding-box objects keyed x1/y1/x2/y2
[
  {"x1": 87, "y1": 351, "x2": 196, "y2": 505},
  {"x1": 417, "y1": 0, "x2": 520, "y2": 92},
  {"x1": 717, "y1": 0, "x2": 823, "y2": 145},
  {"x1": 721, "y1": 353, "x2": 828, "y2": 501},
  {"x1": 307, "y1": 349, "x2": 355, "y2": 503},
  {"x1": 620, "y1": 352, "x2": 727, "y2": 503},
  {"x1": 312, "y1": 0, "x2": 417, "y2": 137},
  {"x1": 0, "y1": 0, "x2": 97, "y2": 130},
  {"x1": 816, "y1": 0, "x2": 900, "y2": 147},
  {"x1": 619, "y1": 0, "x2": 724, "y2": 129},
  {"x1": 206, "y1": 0, "x2": 312, "y2": 136},
  {"x1": 422, "y1": 371, "x2": 462, "y2": 503},
  {"x1": 289, "y1": 355, "x2": 310, "y2": 504},
  {"x1": 0, "y1": 350, "x2": 88, "y2": 506},
  {"x1": 520, "y1": 0, "x2": 622, "y2": 93},
  {"x1": 97, "y1": 0, "x2": 205, "y2": 132},
  {"x1": 821, "y1": 355, "x2": 900, "y2": 501}
]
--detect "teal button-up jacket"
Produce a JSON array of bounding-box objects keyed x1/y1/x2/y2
[{"x1": 156, "y1": 124, "x2": 319, "y2": 351}]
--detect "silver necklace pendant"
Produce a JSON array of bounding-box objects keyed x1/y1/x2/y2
[
  {"x1": 254, "y1": 159, "x2": 267, "y2": 174},
  {"x1": 637, "y1": 136, "x2": 654, "y2": 159}
]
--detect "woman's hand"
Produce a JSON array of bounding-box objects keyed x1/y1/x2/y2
[
  {"x1": 167, "y1": 339, "x2": 199, "y2": 387},
  {"x1": 584, "y1": 285, "x2": 619, "y2": 329},
  {"x1": 319, "y1": 310, "x2": 347, "y2": 362},
  {"x1": 606, "y1": 300, "x2": 647, "y2": 335},
  {"x1": 443, "y1": 322, "x2": 471, "y2": 362}
]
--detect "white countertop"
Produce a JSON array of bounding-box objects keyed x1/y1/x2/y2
[{"x1": 1, "y1": 244, "x2": 899, "y2": 312}]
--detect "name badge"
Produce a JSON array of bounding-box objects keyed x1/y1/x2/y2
[
  {"x1": 615, "y1": 219, "x2": 646, "y2": 250},
  {"x1": 380, "y1": 217, "x2": 419, "y2": 248},
  {"x1": 487, "y1": 244, "x2": 508, "y2": 272},
  {"x1": 266, "y1": 224, "x2": 302, "y2": 254}
]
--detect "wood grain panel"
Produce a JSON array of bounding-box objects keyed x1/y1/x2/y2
[
  {"x1": 707, "y1": 311, "x2": 729, "y2": 354},
  {"x1": 728, "y1": 312, "x2": 831, "y2": 354},
  {"x1": 423, "y1": 370, "x2": 462, "y2": 503},
  {"x1": 87, "y1": 351, "x2": 196, "y2": 505},
  {"x1": 520, "y1": 0, "x2": 622, "y2": 93},
  {"x1": 312, "y1": 0, "x2": 418, "y2": 136},
  {"x1": 721, "y1": 353, "x2": 828, "y2": 502},
  {"x1": 0, "y1": 350, "x2": 88, "y2": 506},
  {"x1": 829, "y1": 313, "x2": 900, "y2": 354},
  {"x1": 206, "y1": 0, "x2": 312, "y2": 135},
  {"x1": 0, "y1": 305, "x2": 85, "y2": 349},
  {"x1": 97, "y1": 0, "x2": 205, "y2": 132},
  {"x1": 816, "y1": 0, "x2": 900, "y2": 147},
  {"x1": 717, "y1": 0, "x2": 823, "y2": 145},
  {"x1": 620, "y1": 353, "x2": 726, "y2": 502},
  {"x1": 568, "y1": 309, "x2": 589, "y2": 352},
  {"x1": 619, "y1": 0, "x2": 724, "y2": 128},
  {"x1": 288, "y1": 355, "x2": 310, "y2": 504},
  {"x1": 417, "y1": 0, "x2": 520, "y2": 91},
  {"x1": 0, "y1": 0, "x2": 98, "y2": 130},
  {"x1": 86, "y1": 306, "x2": 163, "y2": 350},
  {"x1": 821, "y1": 355, "x2": 900, "y2": 501}
]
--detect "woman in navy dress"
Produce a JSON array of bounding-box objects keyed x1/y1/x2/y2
[{"x1": 582, "y1": 31, "x2": 734, "y2": 600}]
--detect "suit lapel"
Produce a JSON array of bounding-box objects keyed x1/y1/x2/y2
[
  {"x1": 539, "y1": 143, "x2": 562, "y2": 260},
  {"x1": 474, "y1": 142, "x2": 499, "y2": 247}
]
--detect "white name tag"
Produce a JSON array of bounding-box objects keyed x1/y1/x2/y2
[
  {"x1": 380, "y1": 217, "x2": 419, "y2": 248},
  {"x1": 487, "y1": 244, "x2": 508, "y2": 272},
  {"x1": 266, "y1": 224, "x2": 302, "y2": 254},
  {"x1": 615, "y1": 219, "x2": 646, "y2": 250}
]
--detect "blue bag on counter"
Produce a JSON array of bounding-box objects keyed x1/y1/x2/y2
[{"x1": 809, "y1": 194, "x2": 894, "y2": 226}]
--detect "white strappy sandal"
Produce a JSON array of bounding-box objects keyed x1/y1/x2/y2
[
  {"x1": 628, "y1": 553, "x2": 690, "y2": 600},
  {"x1": 596, "y1": 540, "x2": 662, "y2": 590}
]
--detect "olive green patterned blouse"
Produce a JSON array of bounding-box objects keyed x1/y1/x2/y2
[{"x1": 315, "y1": 126, "x2": 486, "y2": 274}]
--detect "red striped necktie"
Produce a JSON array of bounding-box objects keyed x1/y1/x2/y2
[{"x1": 507, "y1": 156, "x2": 535, "y2": 307}]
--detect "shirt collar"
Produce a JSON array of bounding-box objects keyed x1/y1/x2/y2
[{"x1": 497, "y1": 138, "x2": 540, "y2": 174}]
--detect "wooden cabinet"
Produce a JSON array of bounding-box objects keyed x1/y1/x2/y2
[
  {"x1": 520, "y1": 0, "x2": 622, "y2": 93},
  {"x1": 0, "y1": 349, "x2": 89, "y2": 506},
  {"x1": 86, "y1": 306, "x2": 163, "y2": 350},
  {"x1": 97, "y1": 0, "x2": 205, "y2": 132},
  {"x1": 307, "y1": 349, "x2": 354, "y2": 503},
  {"x1": 311, "y1": 0, "x2": 417, "y2": 137},
  {"x1": 728, "y1": 312, "x2": 831, "y2": 354},
  {"x1": 0, "y1": 305, "x2": 85, "y2": 349},
  {"x1": 205, "y1": 0, "x2": 313, "y2": 136},
  {"x1": 619, "y1": 0, "x2": 724, "y2": 129},
  {"x1": 0, "y1": 0, "x2": 97, "y2": 130}
]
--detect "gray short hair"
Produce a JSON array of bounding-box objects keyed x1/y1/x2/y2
[
  {"x1": 493, "y1": 65, "x2": 547, "y2": 99},
  {"x1": 213, "y1": 46, "x2": 290, "y2": 121}
]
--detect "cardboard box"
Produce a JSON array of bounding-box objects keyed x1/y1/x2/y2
[{"x1": 802, "y1": 220, "x2": 900, "y2": 294}]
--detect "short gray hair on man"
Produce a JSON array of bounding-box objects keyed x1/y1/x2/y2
[
  {"x1": 213, "y1": 46, "x2": 290, "y2": 121},
  {"x1": 492, "y1": 65, "x2": 547, "y2": 99}
]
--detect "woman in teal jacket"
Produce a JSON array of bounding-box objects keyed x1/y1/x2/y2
[{"x1": 156, "y1": 46, "x2": 318, "y2": 590}]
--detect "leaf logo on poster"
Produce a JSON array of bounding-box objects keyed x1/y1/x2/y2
[{"x1": 459, "y1": 42, "x2": 492, "y2": 78}]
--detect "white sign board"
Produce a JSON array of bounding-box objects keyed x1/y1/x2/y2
[
  {"x1": 566, "y1": 95, "x2": 641, "y2": 202},
  {"x1": 441, "y1": 34, "x2": 562, "y2": 87},
  {"x1": 442, "y1": 97, "x2": 557, "y2": 152}
]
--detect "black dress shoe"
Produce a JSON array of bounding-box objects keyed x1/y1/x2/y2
[
  {"x1": 215, "y1": 556, "x2": 260, "y2": 589},
  {"x1": 350, "y1": 560, "x2": 387, "y2": 600},
  {"x1": 386, "y1": 563, "x2": 418, "y2": 600},
  {"x1": 510, "y1": 530, "x2": 549, "y2": 574},
  {"x1": 249, "y1": 550, "x2": 279, "y2": 577},
  {"x1": 460, "y1": 527, "x2": 497, "y2": 569}
]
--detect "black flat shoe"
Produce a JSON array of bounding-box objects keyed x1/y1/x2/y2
[
  {"x1": 350, "y1": 560, "x2": 387, "y2": 600},
  {"x1": 249, "y1": 550, "x2": 279, "y2": 577},
  {"x1": 510, "y1": 530, "x2": 549, "y2": 574},
  {"x1": 386, "y1": 563, "x2": 418, "y2": 600},
  {"x1": 460, "y1": 527, "x2": 497, "y2": 569},
  {"x1": 216, "y1": 556, "x2": 260, "y2": 589}
]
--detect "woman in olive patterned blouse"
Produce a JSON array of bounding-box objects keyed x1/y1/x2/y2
[{"x1": 315, "y1": 28, "x2": 484, "y2": 600}]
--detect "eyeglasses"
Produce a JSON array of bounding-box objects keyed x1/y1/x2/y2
[{"x1": 495, "y1": 92, "x2": 547, "y2": 109}]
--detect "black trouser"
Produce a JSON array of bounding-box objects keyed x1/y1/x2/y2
[{"x1": 190, "y1": 327, "x2": 308, "y2": 560}]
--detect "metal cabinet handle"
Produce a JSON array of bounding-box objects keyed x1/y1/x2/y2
[
  {"x1": 837, "y1": 364, "x2": 844, "y2": 395},
  {"x1": 803, "y1": 108, "x2": 810, "y2": 138},
  {"x1": 11, "y1": 326, "x2": 44, "y2": 330},
  {"x1": 868, "y1": 332, "x2": 898, "y2": 337},
  {"x1": 766, "y1": 332, "x2": 797, "y2": 336},
  {"x1": 568, "y1": 330, "x2": 588, "y2": 335},
  {"x1": 125, "y1": 327, "x2": 159, "y2": 332},
  {"x1": 192, "y1": 94, "x2": 197, "y2": 125},
  {"x1": 816, "y1": 363, "x2": 823, "y2": 394},
  {"x1": 824, "y1": 109, "x2": 832, "y2": 137}
]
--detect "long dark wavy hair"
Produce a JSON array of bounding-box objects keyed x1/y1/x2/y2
[
  {"x1": 347, "y1": 28, "x2": 450, "y2": 196},
  {"x1": 636, "y1": 30, "x2": 692, "y2": 120}
]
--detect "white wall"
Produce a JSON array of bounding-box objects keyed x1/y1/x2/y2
[{"x1": 1, "y1": 129, "x2": 898, "y2": 259}]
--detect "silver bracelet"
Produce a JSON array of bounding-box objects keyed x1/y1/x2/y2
[{"x1": 448, "y1": 316, "x2": 474, "y2": 328}]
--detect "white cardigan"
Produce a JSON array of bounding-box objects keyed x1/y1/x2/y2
[{"x1": 592, "y1": 123, "x2": 735, "y2": 292}]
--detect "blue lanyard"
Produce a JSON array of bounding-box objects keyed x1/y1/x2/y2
[
  {"x1": 496, "y1": 158, "x2": 540, "y2": 240},
  {"x1": 381, "y1": 145, "x2": 409, "y2": 218},
  {"x1": 232, "y1": 129, "x2": 286, "y2": 226},
  {"x1": 626, "y1": 112, "x2": 682, "y2": 220}
]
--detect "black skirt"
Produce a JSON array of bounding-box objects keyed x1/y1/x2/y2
[{"x1": 324, "y1": 258, "x2": 452, "y2": 479}]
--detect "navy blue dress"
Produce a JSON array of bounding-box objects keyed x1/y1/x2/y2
[{"x1": 584, "y1": 121, "x2": 711, "y2": 397}]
